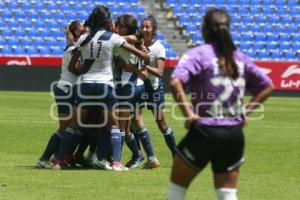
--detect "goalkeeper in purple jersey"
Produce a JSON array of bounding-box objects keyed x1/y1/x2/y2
[{"x1": 167, "y1": 8, "x2": 274, "y2": 200}]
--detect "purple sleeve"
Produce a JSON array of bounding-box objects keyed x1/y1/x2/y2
[
  {"x1": 243, "y1": 54, "x2": 272, "y2": 95},
  {"x1": 172, "y1": 50, "x2": 202, "y2": 84}
]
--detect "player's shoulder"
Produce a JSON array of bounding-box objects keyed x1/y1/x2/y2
[
  {"x1": 152, "y1": 40, "x2": 165, "y2": 50},
  {"x1": 64, "y1": 44, "x2": 76, "y2": 53}
]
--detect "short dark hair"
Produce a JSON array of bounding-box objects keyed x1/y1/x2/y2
[{"x1": 116, "y1": 14, "x2": 138, "y2": 35}]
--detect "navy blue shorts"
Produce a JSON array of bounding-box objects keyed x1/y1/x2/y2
[
  {"x1": 144, "y1": 80, "x2": 165, "y2": 116},
  {"x1": 54, "y1": 84, "x2": 75, "y2": 114},
  {"x1": 116, "y1": 84, "x2": 146, "y2": 110},
  {"x1": 74, "y1": 83, "x2": 118, "y2": 110},
  {"x1": 176, "y1": 124, "x2": 245, "y2": 173}
]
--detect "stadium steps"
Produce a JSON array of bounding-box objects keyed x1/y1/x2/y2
[{"x1": 140, "y1": 0, "x2": 188, "y2": 57}]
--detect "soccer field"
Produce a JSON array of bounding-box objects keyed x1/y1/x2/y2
[{"x1": 0, "y1": 91, "x2": 299, "y2": 200}]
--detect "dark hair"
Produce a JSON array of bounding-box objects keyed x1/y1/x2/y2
[
  {"x1": 68, "y1": 20, "x2": 81, "y2": 39},
  {"x1": 141, "y1": 15, "x2": 158, "y2": 36},
  {"x1": 202, "y1": 8, "x2": 239, "y2": 79},
  {"x1": 81, "y1": 5, "x2": 111, "y2": 47},
  {"x1": 116, "y1": 14, "x2": 138, "y2": 35}
]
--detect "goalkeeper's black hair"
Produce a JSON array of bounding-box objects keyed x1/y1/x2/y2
[{"x1": 202, "y1": 8, "x2": 239, "y2": 80}]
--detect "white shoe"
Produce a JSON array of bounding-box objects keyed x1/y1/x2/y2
[
  {"x1": 92, "y1": 159, "x2": 112, "y2": 170},
  {"x1": 36, "y1": 160, "x2": 52, "y2": 169},
  {"x1": 86, "y1": 152, "x2": 97, "y2": 165},
  {"x1": 112, "y1": 162, "x2": 129, "y2": 172}
]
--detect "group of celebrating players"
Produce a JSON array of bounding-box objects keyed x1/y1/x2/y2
[
  {"x1": 36, "y1": 4, "x2": 274, "y2": 200},
  {"x1": 36, "y1": 5, "x2": 176, "y2": 171}
]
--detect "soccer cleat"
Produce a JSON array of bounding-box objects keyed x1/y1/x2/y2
[
  {"x1": 92, "y1": 159, "x2": 112, "y2": 170},
  {"x1": 36, "y1": 160, "x2": 52, "y2": 169},
  {"x1": 142, "y1": 159, "x2": 160, "y2": 169},
  {"x1": 112, "y1": 162, "x2": 129, "y2": 172},
  {"x1": 125, "y1": 155, "x2": 145, "y2": 169},
  {"x1": 86, "y1": 152, "x2": 97, "y2": 164},
  {"x1": 52, "y1": 160, "x2": 68, "y2": 170}
]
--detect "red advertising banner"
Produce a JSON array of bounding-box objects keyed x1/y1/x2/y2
[{"x1": 0, "y1": 56, "x2": 299, "y2": 91}]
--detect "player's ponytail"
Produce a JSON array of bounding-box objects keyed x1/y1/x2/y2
[
  {"x1": 81, "y1": 5, "x2": 111, "y2": 47},
  {"x1": 202, "y1": 9, "x2": 239, "y2": 79}
]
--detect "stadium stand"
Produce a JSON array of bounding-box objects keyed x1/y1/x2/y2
[
  {"x1": 0, "y1": 0, "x2": 177, "y2": 58},
  {"x1": 163, "y1": 0, "x2": 300, "y2": 61}
]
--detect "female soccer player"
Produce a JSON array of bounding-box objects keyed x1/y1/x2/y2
[
  {"x1": 139, "y1": 16, "x2": 177, "y2": 166},
  {"x1": 54, "y1": 5, "x2": 150, "y2": 171},
  {"x1": 113, "y1": 14, "x2": 159, "y2": 169},
  {"x1": 167, "y1": 9, "x2": 274, "y2": 200},
  {"x1": 36, "y1": 20, "x2": 85, "y2": 168}
]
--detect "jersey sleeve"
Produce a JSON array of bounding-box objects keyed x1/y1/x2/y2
[
  {"x1": 112, "y1": 33, "x2": 126, "y2": 48},
  {"x1": 172, "y1": 49, "x2": 202, "y2": 84},
  {"x1": 74, "y1": 33, "x2": 89, "y2": 51},
  {"x1": 243, "y1": 54, "x2": 273, "y2": 95},
  {"x1": 156, "y1": 43, "x2": 166, "y2": 60}
]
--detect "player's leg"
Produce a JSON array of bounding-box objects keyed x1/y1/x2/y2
[
  {"x1": 124, "y1": 108, "x2": 145, "y2": 169},
  {"x1": 152, "y1": 88, "x2": 177, "y2": 156},
  {"x1": 211, "y1": 125, "x2": 245, "y2": 200},
  {"x1": 37, "y1": 85, "x2": 73, "y2": 168},
  {"x1": 167, "y1": 155, "x2": 199, "y2": 200},
  {"x1": 214, "y1": 170, "x2": 239, "y2": 200},
  {"x1": 133, "y1": 107, "x2": 160, "y2": 169},
  {"x1": 104, "y1": 84, "x2": 128, "y2": 171}
]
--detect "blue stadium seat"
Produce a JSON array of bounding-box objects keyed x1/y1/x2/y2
[
  {"x1": 192, "y1": 34, "x2": 202, "y2": 44},
  {"x1": 253, "y1": 42, "x2": 265, "y2": 50},
  {"x1": 173, "y1": 7, "x2": 184, "y2": 17},
  {"x1": 186, "y1": 24, "x2": 198, "y2": 35},
  {"x1": 279, "y1": 42, "x2": 290, "y2": 51},
  {"x1": 39, "y1": 47, "x2": 51, "y2": 55},
  {"x1": 271, "y1": 51, "x2": 282, "y2": 60},
  {"x1": 284, "y1": 51, "x2": 296, "y2": 60},
  {"x1": 2, "y1": 46, "x2": 13, "y2": 55},
  {"x1": 21, "y1": 38, "x2": 33, "y2": 46},
  {"x1": 281, "y1": 16, "x2": 293, "y2": 25},
  {"x1": 179, "y1": 16, "x2": 190, "y2": 27},
  {"x1": 279, "y1": 34, "x2": 290, "y2": 42},
  {"x1": 186, "y1": 7, "x2": 197, "y2": 17},
  {"x1": 166, "y1": 0, "x2": 176, "y2": 8},
  {"x1": 257, "y1": 51, "x2": 269, "y2": 60},
  {"x1": 52, "y1": 47, "x2": 62, "y2": 55},
  {"x1": 25, "y1": 46, "x2": 38, "y2": 55},
  {"x1": 266, "y1": 42, "x2": 277, "y2": 50},
  {"x1": 255, "y1": 33, "x2": 266, "y2": 42},
  {"x1": 14, "y1": 46, "x2": 26, "y2": 55}
]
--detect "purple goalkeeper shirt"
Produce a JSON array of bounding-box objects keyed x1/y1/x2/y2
[{"x1": 172, "y1": 44, "x2": 272, "y2": 126}]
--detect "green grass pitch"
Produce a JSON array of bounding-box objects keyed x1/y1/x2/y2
[{"x1": 0, "y1": 91, "x2": 299, "y2": 200}]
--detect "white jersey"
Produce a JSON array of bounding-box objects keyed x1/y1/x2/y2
[
  {"x1": 57, "y1": 45, "x2": 78, "y2": 89},
  {"x1": 113, "y1": 46, "x2": 144, "y2": 87},
  {"x1": 75, "y1": 30, "x2": 126, "y2": 86},
  {"x1": 147, "y1": 40, "x2": 166, "y2": 90}
]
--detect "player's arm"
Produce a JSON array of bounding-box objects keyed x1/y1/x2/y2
[
  {"x1": 68, "y1": 50, "x2": 82, "y2": 76},
  {"x1": 170, "y1": 77, "x2": 200, "y2": 128},
  {"x1": 123, "y1": 35, "x2": 138, "y2": 44},
  {"x1": 121, "y1": 42, "x2": 150, "y2": 63},
  {"x1": 115, "y1": 58, "x2": 149, "y2": 80},
  {"x1": 245, "y1": 84, "x2": 274, "y2": 117},
  {"x1": 144, "y1": 58, "x2": 164, "y2": 78}
]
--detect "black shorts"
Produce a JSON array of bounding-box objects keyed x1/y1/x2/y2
[{"x1": 176, "y1": 124, "x2": 245, "y2": 173}]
